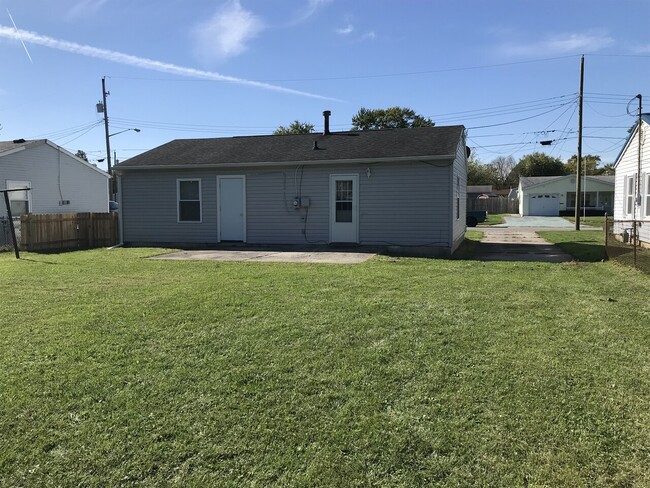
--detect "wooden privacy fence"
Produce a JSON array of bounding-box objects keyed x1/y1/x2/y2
[
  {"x1": 467, "y1": 197, "x2": 519, "y2": 214},
  {"x1": 21, "y1": 212, "x2": 118, "y2": 252}
]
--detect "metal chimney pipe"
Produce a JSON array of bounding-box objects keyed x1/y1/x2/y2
[{"x1": 323, "y1": 110, "x2": 331, "y2": 135}]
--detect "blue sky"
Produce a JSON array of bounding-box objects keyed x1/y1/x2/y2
[{"x1": 0, "y1": 0, "x2": 648, "y2": 171}]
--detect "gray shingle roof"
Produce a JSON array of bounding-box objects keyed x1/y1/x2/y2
[
  {"x1": 0, "y1": 139, "x2": 46, "y2": 155},
  {"x1": 520, "y1": 175, "x2": 614, "y2": 189},
  {"x1": 116, "y1": 126, "x2": 465, "y2": 169}
]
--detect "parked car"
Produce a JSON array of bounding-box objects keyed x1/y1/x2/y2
[{"x1": 466, "y1": 210, "x2": 487, "y2": 227}]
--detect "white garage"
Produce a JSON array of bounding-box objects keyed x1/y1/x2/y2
[
  {"x1": 518, "y1": 175, "x2": 614, "y2": 216},
  {"x1": 528, "y1": 194, "x2": 560, "y2": 216}
]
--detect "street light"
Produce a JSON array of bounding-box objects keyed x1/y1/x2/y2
[{"x1": 109, "y1": 128, "x2": 141, "y2": 138}]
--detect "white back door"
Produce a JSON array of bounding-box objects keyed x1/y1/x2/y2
[
  {"x1": 218, "y1": 176, "x2": 246, "y2": 241},
  {"x1": 329, "y1": 174, "x2": 359, "y2": 243}
]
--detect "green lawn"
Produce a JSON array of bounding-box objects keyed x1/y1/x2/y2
[
  {"x1": 538, "y1": 230, "x2": 606, "y2": 262},
  {"x1": 563, "y1": 216, "x2": 606, "y2": 228},
  {"x1": 1, "y1": 248, "x2": 649, "y2": 486},
  {"x1": 477, "y1": 213, "x2": 510, "y2": 226}
]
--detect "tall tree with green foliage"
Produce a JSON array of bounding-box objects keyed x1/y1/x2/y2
[
  {"x1": 351, "y1": 107, "x2": 434, "y2": 130},
  {"x1": 273, "y1": 121, "x2": 314, "y2": 135},
  {"x1": 467, "y1": 156, "x2": 497, "y2": 186},
  {"x1": 509, "y1": 152, "x2": 566, "y2": 185},
  {"x1": 564, "y1": 154, "x2": 602, "y2": 175}
]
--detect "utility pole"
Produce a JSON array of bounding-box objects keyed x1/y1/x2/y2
[
  {"x1": 574, "y1": 55, "x2": 584, "y2": 230},
  {"x1": 102, "y1": 77, "x2": 111, "y2": 175},
  {"x1": 636, "y1": 94, "x2": 642, "y2": 239}
]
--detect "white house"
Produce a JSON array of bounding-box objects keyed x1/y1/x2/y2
[
  {"x1": 1, "y1": 139, "x2": 110, "y2": 219},
  {"x1": 613, "y1": 114, "x2": 649, "y2": 245},
  {"x1": 518, "y1": 175, "x2": 614, "y2": 216}
]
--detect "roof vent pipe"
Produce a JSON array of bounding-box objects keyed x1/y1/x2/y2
[
  {"x1": 313, "y1": 141, "x2": 319, "y2": 150},
  {"x1": 323, "y1": 110, "x2": 331, "y2": 135}
]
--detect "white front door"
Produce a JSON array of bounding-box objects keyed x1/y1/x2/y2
[
  {"x1": 330, "y1": 174, "x2": 359, "y2": 243},
  {"x1": 218, "y1": 176, "x2": 246, "y2": 241}
]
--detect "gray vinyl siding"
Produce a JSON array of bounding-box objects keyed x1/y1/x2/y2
[
  {"x1": 120, "y1": 161, "x2": 454, "y2": 247},
  {"x1": 0, "y1": 143, "x2": 109, "y2": 218},
  {"x1": 451, "y1": 133, "x2": 468, "y2": 252}
]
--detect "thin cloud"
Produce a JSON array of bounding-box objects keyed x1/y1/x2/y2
[
  {"x1": 501, "y1": 32, "x2": 615, "y2": 57},
  {"x1": 0, "y1": 25, "x2": 341, "y2": 101},
  {"x1": 66, "y1": 0, "x2": 109, "y2": 20},
  {"x1": 193, "y1": 0, "x2": 264, "y2": 63},
  {"x1": 336, "y1": 24, "x2": 354, "y2": 36},
  {"x1": 287, "y1": 0, "x2": 332, "y2": 26},
  {"x1": 362, "y1": 31, "x2": 376, "y2": 41}
]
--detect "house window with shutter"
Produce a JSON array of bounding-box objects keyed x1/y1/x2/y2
[
  {"x1": 645, "y1": 173, "x2": 650, "y2": 218},
  {"x1": 625, "y1": 174, "x2": 636, "y2": 216}
]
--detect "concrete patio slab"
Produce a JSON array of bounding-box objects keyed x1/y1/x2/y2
[
  {"x1": 151, "y1": 249, "x2": 376, "y2": 264},
  {"x1": 495, "y1": 216, "x2": 575, "y2": 228}
]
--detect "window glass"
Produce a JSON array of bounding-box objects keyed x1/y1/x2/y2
[
  {"x1": 179, "y1": 180, "x2": 200, "y2": 200},
  {"x1": 6, "y1": 181, "x2": 30, "y2": 216},
  {"x1": 178, "y1": 180, "x2": 201, "y2": 222}
]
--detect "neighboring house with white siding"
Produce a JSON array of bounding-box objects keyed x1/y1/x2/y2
[
  {"x1": 518, "y1": 175, "x2": 614, "y2": 216},
  {"x1": 115, "y1": 116, "x2": 468, "y2": 255},
  {"x1": 0, "y1": 139, "x2": 110, "y2": 219},
  {"x1": 613, "y1": 114, "x2": 650, "y2": 245}
]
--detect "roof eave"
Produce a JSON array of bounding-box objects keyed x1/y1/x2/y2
[{"x1": 114, "y1": 154, "x2": 455, "y2": 173}]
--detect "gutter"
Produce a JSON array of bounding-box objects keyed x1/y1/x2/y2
[{"x1": 114, "y1": 154, "x2": 455, "y2": 173}]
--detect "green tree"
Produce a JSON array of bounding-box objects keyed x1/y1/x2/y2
[
  {"x1": 599, "y1": 163, "x2": 615, "y2": 176},
  {"x1": 564, "y1": 154, "x2": 602, "y2": 175},
  {"x1": 75, "y1": 150, "x2": 89, "y2": 162},
  {"x1": 509, "y1": 152, "x2": 565, "y2": 185},
  {"x1": 351, "y1": 107, "x2": 434, "y2": 130},
  {"x1": 273, "y1": 121, "x2": 314, "y2": 135},
  {"x1": 467, "y1": 156, "x2": 497, "y2": 186}
]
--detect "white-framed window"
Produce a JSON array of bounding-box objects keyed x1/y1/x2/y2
[
  {"x1": 625, "y1": 174, "x2": 636, "y2": 215},
  {"x1": 643, "y1": 173, "x2": 650, "y2": 217},
  {"x1": 6, "y1": 180, "x2": 31, "y2": 217},
  {"x1": 177, "y1": 179, "x2": 202, "y2": 223}
]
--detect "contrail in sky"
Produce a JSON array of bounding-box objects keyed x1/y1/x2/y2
[
  {"x1": 0, "y1": 25, "x2": 341, "y2": 101},
  {"x1": 6, "y1": 11, "x2": 33, "y2": 63}
]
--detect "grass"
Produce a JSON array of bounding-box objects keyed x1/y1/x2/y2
[
  {"x1": 538, "y1": 230, "x2": 606, "y2": 262},
  {"x1": 452, "y1": 230, "x2": 483, "y2": 259},
  {"x1": 1, "y1": 248, "x2": 649, "y2": 486},
  {"x1": 562, "y1": 216, "x2": 606, "y2": 228},
  {"x1": 477, "y1": 213, "x2": 510, "y2": 226}
]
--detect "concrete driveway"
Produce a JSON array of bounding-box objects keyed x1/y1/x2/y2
[
  {"x1": 474, "y1": 227, "x2": 574, "y2": 262},
  {"x1": 151, "y1": 248, "x2": 377, "y2": 264},
  {"x1": 495, "y1": 216, "x2": 575, "y2": 228}
]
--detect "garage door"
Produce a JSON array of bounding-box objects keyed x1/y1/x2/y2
[{"x1": 529, "y1": 194, "x2": 559, "y2": 216}]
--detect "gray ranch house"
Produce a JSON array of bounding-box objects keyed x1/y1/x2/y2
[{"x1": 115, "y1": 118, "x2": 468, "y2": 255}]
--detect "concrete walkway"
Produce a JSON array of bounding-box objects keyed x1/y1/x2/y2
[{"x1": 475, "y1": 227, "x2": 574, "y2": 262}]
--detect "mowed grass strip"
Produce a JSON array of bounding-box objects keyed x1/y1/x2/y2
[{"x1": 0, "y1": 248, "x2": 649, "y2": 486}]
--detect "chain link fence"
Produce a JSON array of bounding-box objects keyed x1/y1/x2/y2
[{"x1": 605, "y1": 216, "x2": 650, "y2": 274}]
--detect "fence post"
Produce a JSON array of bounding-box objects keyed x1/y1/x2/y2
[
  {"x1": 633, "y1": 221, "x2": 637, "y2": 270},
  {"x1": 605, "y1": 212, "x2": 609, "y2": 258}
]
